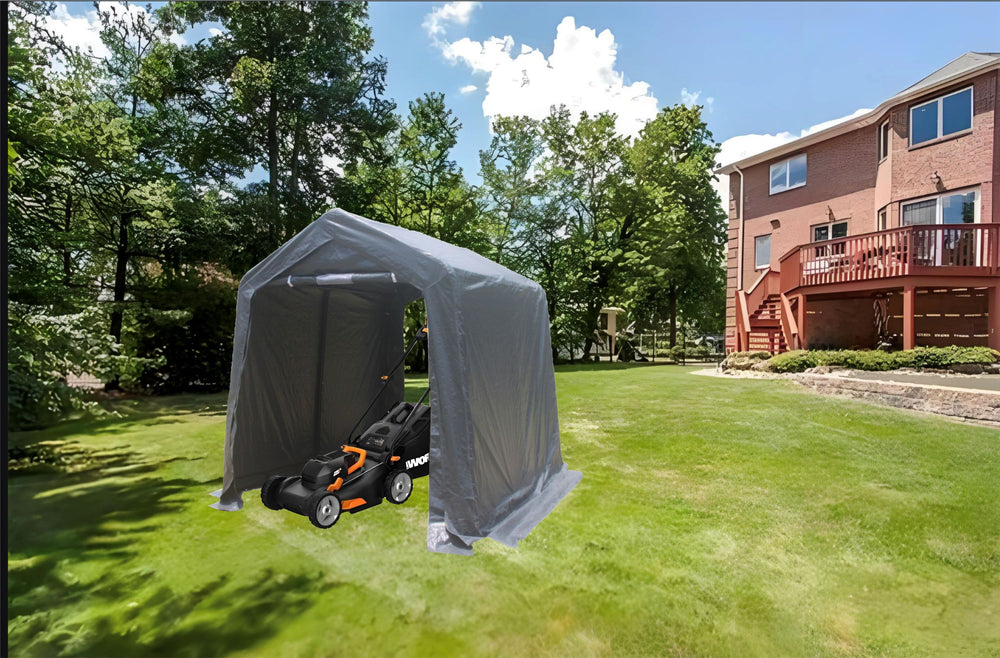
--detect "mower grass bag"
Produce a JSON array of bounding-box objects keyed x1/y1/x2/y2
[{"x1": 261, "y1": 397, "x2": 431, "y2": 528}]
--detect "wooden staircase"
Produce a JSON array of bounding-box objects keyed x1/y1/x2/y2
[{"x1": 747, "y1": 294, "x2": 787, "y2": 353}]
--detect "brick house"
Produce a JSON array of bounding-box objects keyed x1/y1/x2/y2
[{"x1": 718, "y1": 52, "x2": 1000, "y2": 354}]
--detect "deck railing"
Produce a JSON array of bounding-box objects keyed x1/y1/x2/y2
[{"x1": 779, "y1": 224, "x2": 1000, "y2": 290}]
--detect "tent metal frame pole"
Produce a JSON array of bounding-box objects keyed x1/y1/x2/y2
[{"x1": 312, "y1": 289, "x2": 332, "y2": 452}]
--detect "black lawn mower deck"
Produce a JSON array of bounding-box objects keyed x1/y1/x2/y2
[{"x1": 260, "y1": 327, "x2": 431, "y2": 529}]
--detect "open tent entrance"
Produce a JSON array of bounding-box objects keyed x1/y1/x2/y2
[
  {"x1": 242, "y1": 272, "x2": 424, "y2": 465},
  {"x1": 216, "y1": 210, "x2": 580, "y2": 555}
]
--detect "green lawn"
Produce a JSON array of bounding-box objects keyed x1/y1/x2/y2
[{"x1": 7, "y1": 364, "x2": 1000, "y2": 657}]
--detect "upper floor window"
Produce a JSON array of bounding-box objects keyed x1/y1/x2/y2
[
  {"x1": 878, "y1": 121, "x2": 890, "y2": 161},
  {"x1": 769, "y1": 154, "x2": 806, "y2": 195},
  {"x1": 910, "y1": 87, "x2": 973, "y2": 146}
]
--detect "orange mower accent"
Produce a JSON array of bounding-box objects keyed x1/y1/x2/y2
[
  {"x1": 341, "y1": 445, "x2": 367, "y2": 474},
  {"x1": 326, "y1": 477, "x2": 343, "y2": 492},
  {"x1": 341, "y1": 498, "x2": 367, "y2": 511}
]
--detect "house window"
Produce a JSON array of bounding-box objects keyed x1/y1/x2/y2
[
  {"x1": 902, "y1": 189, "x2": 979, "y2": 225},
  {"x1": 754, "y1": 234, "x2": 771, "y2": 269},
  {"x1": 811, "y1": 221, "x2": 847, "y2": 256},
  {"x1": 910, "y1": 87, "x2": 973, "y2": 146},
  {"x1": 878, "y1": 207, "x2": 887, "y2": 231},
  {"x1": 769, "y1": 154, "x2": 807, "y2": 194},
  {"x1": 878, "y1": 121, "x2": 890, "y2": 161},
  {"x1": 812, "y1": 221, "x2": 848, "y2": 243}
]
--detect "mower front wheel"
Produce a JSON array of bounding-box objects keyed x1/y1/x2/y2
[
  {"x1": 385, "y1": 470, "x2": 413, "y2": 505},
  {"x1": 307, "y1": 490, "x2": 341, "y2": 529},
  {"x1": 260, "y1": 475, "x2": 287, "y2": 510}
]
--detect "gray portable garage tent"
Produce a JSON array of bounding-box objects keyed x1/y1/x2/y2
[{"x1": 213, "y1": 209, "x2": 581, "y2": 554}]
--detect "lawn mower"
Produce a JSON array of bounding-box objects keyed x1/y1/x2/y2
[{"x1": 260, "y1": 326, "x2": 431, "y2": 528}]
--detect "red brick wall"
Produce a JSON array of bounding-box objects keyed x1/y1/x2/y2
[
  {"x1": 737, "y1": 126, "x2": 879, "y2": 288},
  {"x1": 724, "y1": 67, "x2": 998, "y2": 353},
  {"x1": 805, "y1": 297, "x2": 881, "y2": 349},
  {"x1": 725, "y1": 174, "x2": 740, "y2": 351},
  {"x1": 888, "y1": 71, "x2": 997, "y2": 226}
]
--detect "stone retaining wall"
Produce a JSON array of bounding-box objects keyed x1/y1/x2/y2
[{"x1": 793, "y1": 374, "x2": 1000, "y2": 425}]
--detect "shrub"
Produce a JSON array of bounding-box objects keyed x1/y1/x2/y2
[
  {"x1": 907, "y1": 346, "x2": 999, "y2": 368},
  {"x1": 133, "y1": 271, "x2": 238, "y2": 394},
  {"x1": 767, "y1": 350, "x2": 824, "y2": 373},
  {"x1": 760, "y1": 346, "x2": 999, "y2": 374},
  {"x1": 8, "y1": 303, "x2": 160, "y2": 430}
]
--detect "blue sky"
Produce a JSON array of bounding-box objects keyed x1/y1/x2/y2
[
  {"x1": 52, "y1": 1, "x2": 1000, "y2": 194},
  {"x1": 366, "y1": 1, "x2": 1000, "y2": 180}
]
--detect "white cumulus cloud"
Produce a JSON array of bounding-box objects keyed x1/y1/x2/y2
[
  {"x1": 41, "y1": 2, "x2": 187, "y2": 66},
  {"x1": 43, "y1": 3, "x2": 109, "y2": 59},
  {"x1": 712, "y1": 107, "x2": 873, "y2": 216},
  {"x1": 459, "y1": 84, "x2": 478, "y2": 94},
  {"x1": 423, "y1": 1, "x2": 480, "y2": 40},
  {"x1": 435, "y1": 16, "x2": 658, "y2": 137},
  {"x1": 680, "y1": 87, "x2": 714, "y2": 112}
]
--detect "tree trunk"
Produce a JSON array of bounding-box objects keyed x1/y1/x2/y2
[
  {"x1": 106, "y1": 209, "x2": 130, "y2": 391},
  {"x1": 668, "y1": 281, "x2": 677, "y2": 348},
  {"x1": 288, "y1": 109, "x2": 302, "y2": 229},
  {"x1": 268, "y1": 88, "x2": 280, "y2": 239},
  {"x1": 266, "y1": 18, "x2": 280, "y2": 243},
  {"x1": 62, "y1": 191, "x2": 73, "y2": 287}
]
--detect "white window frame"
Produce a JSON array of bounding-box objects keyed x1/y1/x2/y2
[
  {"x1": 901, "y1": 187, "x2": 981, "y2": 226},
  {"x1": 768, "y1": 154, "x2": 807, "y2": 195},
  {"x1": 901, "y1": 187, "x2": 981, "y2": 266},
  {"x1": 909, "y1": 86, "x2": 973, "y2": 147},
  {"x1": 878, "y1": 207, "x2": 888, "y2": 231},
  {"x1": 878, "y1": 120, "x2": 890, "y2": 162},
  {"x1": 754, "y1": 234, "x2": 771, "y2": 270},
  {"x1": 811, "y1": 220, "x2": 848, "y2": 243}
]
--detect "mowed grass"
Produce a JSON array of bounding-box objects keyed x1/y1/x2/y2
[{"x1": 7, "y1": 364, "x2": 1000, "y2": 657}]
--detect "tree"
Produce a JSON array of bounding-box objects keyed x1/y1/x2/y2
[
  {"x1": 539, "y1": 107, "x2": 638, "y2": 359},
  {"x1": 342, "y1": 92, "x2": 480, "y2": 370},
  {"x1": 621, "y1": 104, "x2": 727, "y2": 343},
  {"x1": 161, "y1": 1, "x2": 396, "y2": 264},
  {"x1": 477, "y1": 115, "x2": 544, "y2": 269}
]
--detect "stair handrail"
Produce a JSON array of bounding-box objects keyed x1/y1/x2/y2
[
  {"x1": 745, "y1": 269, "x2": 780, "y2": 329},
  {"x1": 779, "y1": 293, "x2": 799, "y2": 351},
  {"x1": 745, "y1": 267, "x2": 771, "y2": 295},
  {"x1": 735, "y1": 289, "x2": 751, "y2": 352}
]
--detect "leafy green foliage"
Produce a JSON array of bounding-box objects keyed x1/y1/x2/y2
[
  {"x1": 7, "y1": 302, "x2": 161, "y2": 430},
  {"x1": 131, "y1": 268, "x2": 238, "y2": 393},
  {"x1": 766, "y1": 347, "x2": 1000, "y2": 373}
]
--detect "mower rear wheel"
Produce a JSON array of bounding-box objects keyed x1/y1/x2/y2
[
  {"x1": 260, "y1": 475, "x2": 286, "y2": 510},
  {"x1": 307, "y1": 490, "x2": 341, "y2": 529},
  {"x1": 385, "y1": 470, "x2": 412, "y2": 505}
]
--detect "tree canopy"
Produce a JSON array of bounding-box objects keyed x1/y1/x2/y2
[{"x1": 7, "y1": 0, "x2": 727, "y2": 428}]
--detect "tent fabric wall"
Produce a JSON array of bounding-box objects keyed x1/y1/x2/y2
[{"x1": 215, "y1": 209, "x2": 581, "y2": 554}]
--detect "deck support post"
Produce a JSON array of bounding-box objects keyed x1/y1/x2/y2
[
  {"x1": 796, "y1": 294, "x2": 807, "y2": 350},
  {"x1": 989, "y1": 285, "x2": 1000, "y2": 350},
  {"x1": 902, "y1": 285, "x2": 916, "y2": 350}
]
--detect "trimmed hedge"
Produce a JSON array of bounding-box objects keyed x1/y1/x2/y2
[{"x1": 766, "y1": 346, "x2": 1000, "y2": 374}]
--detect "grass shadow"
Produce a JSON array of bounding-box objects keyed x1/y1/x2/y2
[{"x1": 10, "y1": 565, "x2": 336, "y2": 657}]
